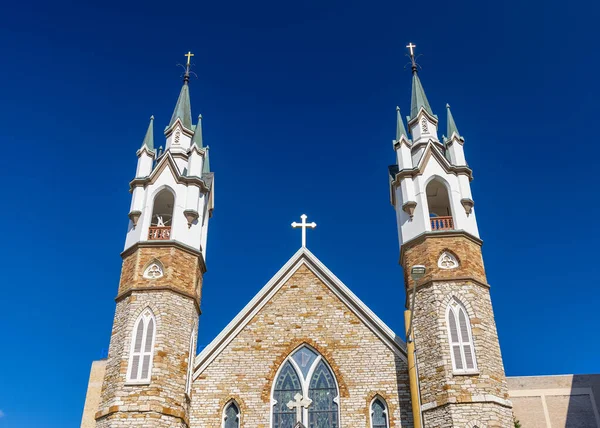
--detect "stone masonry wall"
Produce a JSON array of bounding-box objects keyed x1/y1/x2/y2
[
  {"x1": 95, "y1": 245, "x2": 202, "y2": 427},
  {"x1": 190, "y1": 264, "x2": 413, "y2": 427},
  {"x1": 402, "y1": 233, "x2": 513, "y2": 427}
]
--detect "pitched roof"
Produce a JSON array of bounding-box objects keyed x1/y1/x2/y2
[
  {"x1": 410, "y1": 73, "x2": 434, "y2": 120},
  {"x1": 168, "y1": 83, "x2": 192, "y2": 130},
  {"x1": 446, "y1": 103, "x2": 461, "y2": 138},
  {"x1": 140, "y1": 116, "x2": 154, "y2": 151},
  {"x1": 193, "y1": 248, "x2": 407, "y2": 377}
]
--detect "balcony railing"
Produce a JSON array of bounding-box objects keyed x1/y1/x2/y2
[
  {"x1": 430, "y1": 216, "x2": 454, "y2": 231},
  {"x1": 148, "y1": 226, "x2": 171, "y2": 240}
]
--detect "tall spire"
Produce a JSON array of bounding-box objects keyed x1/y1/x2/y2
[
  {"x1": 167, "y1": 52, "x2": 194, "y2": 130},
  {"x1": 396, "y1": 106, "x2": 408, "y2": 140},
  {"x1": 446, "y1": 103, "x2": 461, "y2": 138},
  {"x1": 191, "y1": 114, "x2": 204, "y2": 148},
  {"x1": 140, "y1": 115, "x2": 155, "y2": 151},
  {"x1": 406, "y1": 43, "x2": 434, "y2": 120}
]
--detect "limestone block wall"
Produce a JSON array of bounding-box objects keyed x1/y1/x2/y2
[
  {"x1": 95, "y1": 244, "x2": 203, "y2": 427},
  {"x1": 81, "y1": 360, "x2": 107, "y2": 428},
  {"x1": 190, "y1": 265, "x2": 413, "y2": 427},
  {"x1": 402, "y1": 233, "x2": 512, "y2": 426},
  {"x1": 508, "y1": 374, "x2": 600, "y2": 427},
  {"x1": 96, "y1": 291, "x2": 198, "y2": 426}
]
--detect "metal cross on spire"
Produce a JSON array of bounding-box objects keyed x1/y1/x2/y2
[
  {"x1": 291, "y1": 214, "x2": 317, "y2": 248},
  {"x1": 182, "y1": 51, "x2": 195, "y2": 83},
  {"x1": 406, "y1": 42, "x2": 418, "y2": 74}
]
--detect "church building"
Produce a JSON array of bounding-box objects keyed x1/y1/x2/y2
[{"x1": 81, "y1": 49, "x2": 600, "y2": 428}]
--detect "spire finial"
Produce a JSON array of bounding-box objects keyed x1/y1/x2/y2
[
  {"x1": 406, "y1": 42, "x2": 418, "y2": 74},
  {"x1": 182, "y1": 51, "x2": 195, "y2": 84}
]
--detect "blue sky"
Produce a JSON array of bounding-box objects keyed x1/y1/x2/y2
[{"x1": 0, "y1": 0, "x2": 599, "y2": 426}]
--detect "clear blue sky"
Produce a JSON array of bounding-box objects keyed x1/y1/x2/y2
[{"x1": 0, "y1": 0, "x2": 598, "y2": 426}]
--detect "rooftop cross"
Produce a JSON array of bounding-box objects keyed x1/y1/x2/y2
[
  {"x1": 287, "y1": 393, "x2": 312, "y2": 424},
  {"x1": 406, "y1": 42, "x2": 418, "y2": 74},
  {"x1": 291, "y1": 214, "x2": 317, "y2": 248},
  {"x1": 184, "y1": 51, "x2": 194, "y2": 66}
]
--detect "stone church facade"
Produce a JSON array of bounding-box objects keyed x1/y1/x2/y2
[{"x1": 81, "y1": 50, "x2": 600, "y2": 428}]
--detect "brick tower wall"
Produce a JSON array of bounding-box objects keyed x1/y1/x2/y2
[
  {"x1": 95, "y1": 244, "x2": 203, "y2": 427},
  {"x1": 402, "y1": 232, "x2": 513, "y2": 427}
]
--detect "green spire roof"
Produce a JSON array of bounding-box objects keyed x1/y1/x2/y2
[
  {"x1": 446, "y1": 103, "x2": 460, "y2": 138},
  {"x1": 395, "y1": 106, "x2": 408, "y2": 140},
  {"x1": 203, "y1": 147, "x2": 211, "y2": 174},
  {"x1": 168, "y1": 83, "x2": 192, "y2": 130},
  {"x1": 191, "y1": 114, "x2": 203, "y2": 148},
  {"x1": 140, "y1": 116, "x2": 155, "y2": 151},
  {"x1": 410, "y1": 73, "x2": 434, "y2": 120}
]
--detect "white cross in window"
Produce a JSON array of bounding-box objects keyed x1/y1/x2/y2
[
  {"x1": 291, "y1": 214, "x2": 317, "y2": 248},
  {"x1": 287, "y1": 393, "x2": 312, "y2": 425}
]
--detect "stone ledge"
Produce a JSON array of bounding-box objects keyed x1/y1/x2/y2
[
  {"x1": 400, "y1": 230, "x2": 483, "y2": 265},
  {"x1": 421, "y1": 393, "x2": 513, "y2": 412},
  {"x1": 95, "y1": 406, "x2": 189, "y2": 426}
]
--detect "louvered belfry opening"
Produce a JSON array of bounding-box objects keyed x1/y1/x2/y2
[
  {"x1": 447, "y1": 299, "x2": 477, "y2": 373},
  {"x1": 426, "y1": 179, "x2": 454, "y2": 231},
  {"x1": 148, "y1": 189, "x2": 174, "y2": 240}
]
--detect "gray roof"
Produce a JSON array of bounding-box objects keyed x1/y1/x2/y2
[{"x1": 140, "y1": 116, "x2": 154, "y2": 151}]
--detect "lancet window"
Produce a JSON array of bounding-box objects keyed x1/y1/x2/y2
[
  {"x1": 370, "y1": 397, "x2": 389, "y2": 428},
  {"x1": 223, "y1": 401, "x2": 240, "y2": 428},
  {"x1": 126, "y1": 308, "x2": 156, "y2": 383},
  {"x1": 272, "y1": 345, "x2": 339, "y2": 428},
  {"x1": 446, "y1": 298, "x2": 477, "y2": 373}
]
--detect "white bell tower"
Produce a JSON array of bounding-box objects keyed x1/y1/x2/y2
[
  {"x1": 125, "y1": 55, "x2": 214, "y2": 256},
  {"x1": 389, "y1": 45, "x2": 478, "y2": 247}
]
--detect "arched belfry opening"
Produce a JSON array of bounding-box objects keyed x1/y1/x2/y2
[
  {"x1": 426, "y1": 179, "x2": 454, "y2": 231},
  {"x1": 148, "y1": 189, "x2": 174, "y2": 240}
]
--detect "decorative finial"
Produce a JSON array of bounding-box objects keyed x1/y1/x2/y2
[
  {"x1": 446, "y1": 103, "x2": 450, "y2": 108},
  {"x1": 396, "y1": 105, "x2": 400, "y2": 112},
  {"x1": 150, "y1": 115, "x2": 154, "y2": 120},
  {"x1": 406, "y1": 42, "x2": 419, "y2": 74},
  {"x1": 180, "y1": 51, "x2": 196, "y2": 84}
]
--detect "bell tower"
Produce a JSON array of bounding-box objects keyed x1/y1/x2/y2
[
  {"x1": 95, "y1": 53, "x2": 214, "y2": 427},
  {"x1": 389, "y1": 45, "x2": 513, "y2": 427}
]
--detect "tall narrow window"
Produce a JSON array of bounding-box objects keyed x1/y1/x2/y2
[
  {"x1": 272, "y1": 345, "x2": 339, "y2": 428},
  {"x1": 447, "y1": 299, "x2": 477, "y2": 373},
  {"x1": 371, "y1": 397, "x2": 389, "y2": 428},
  {"x1": 127, "y1": 309, "x2": 156, "y2": 383},
  {"x1": 223, "y1": 401, "x2": 240, "y2": 428},
  {"x1": 185, "y1": 329, "x2": 197, "y2": 395}
]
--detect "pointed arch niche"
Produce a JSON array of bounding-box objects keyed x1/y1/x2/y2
[
  {"x1": 446, "y1": 298, "x2": 477, "y2": 374},
  {"x1": 438, "y1": 251, "x2": 459, "y2": 270},
  {"x1": 126, "y1": 308, "x2": 156, "y2": 383},
  {"x1": 426, "y1": 178, "x2": 454, "y2": 231},
  {"x1": 271, "y1": 345, "x2": 340, "y2": 428},
  {"x1": 222, "y1": 400, "x2": 240, "y2": 428},
  {"x1": 143, "y1": 259, "x2": 164, "y2": 279},
  {"x1": 148, "y1": 188, "x2": 174, "y2": 240},
  {"x1": 370, "y1": 396, "x2": 389, "y2": 428}
]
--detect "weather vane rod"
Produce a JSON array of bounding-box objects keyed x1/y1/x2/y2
[{"x1": 179, "y1": 51, "x2": 196, "y2": 84}]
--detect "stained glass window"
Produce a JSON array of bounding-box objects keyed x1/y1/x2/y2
[
  {"x1": 292, "y1": 346, "x2": 318, "y2": 379},
  {"x1": 273, "y1": 361, "x2": 302, "y2": 428},
  {"x1": 371, "y1": 398, "x2": 387, "y2": 428},
  {"x1": 223, "y1": 401, "x2": 239, "y2": 428},
  {"x1": 308, "y1": 360, "x2": 338, "y2": 428}
]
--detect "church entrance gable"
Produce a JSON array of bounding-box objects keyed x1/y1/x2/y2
[{"x1": 189, "y1": 249, "x2": 412, "y2": 427}]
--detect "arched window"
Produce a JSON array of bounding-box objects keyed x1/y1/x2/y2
[
  {"x1": 127, "y1": 308, "x2": 156, "y2": 383},
  {"x1": 148, "y1": 189, "x2": 174, "y2": 240},
  {"x1": 223, "y1": 401, "x2": 240, "y2": 428},
  {"x1": 426, "y1": 179, "x2": 454, "y2": 231},
  {"x1": 446, "y1": 299, "x2": 477, "y2": 373},
  {"x1": 185, "y1": 329, "x2": 197, "y2": 395},
  {"x1": 370, "y1": 397, "x2": 389, "y2": 428},
  {"x1": 272, "y1": 345, "x2": 339, "y2": 428}
]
